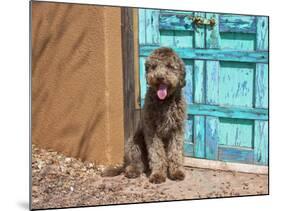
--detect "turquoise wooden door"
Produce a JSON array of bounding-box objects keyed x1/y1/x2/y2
[{"x1": 138, "y1": 9, "x2": 269, "y2": 165}]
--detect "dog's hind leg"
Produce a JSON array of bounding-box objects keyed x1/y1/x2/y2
[
  {"x1": 101, "y1": 125, "x2": 146, "y2": 178},
  {"x1": 124, "y1": 125, "x2": 147, "y2": 178}
]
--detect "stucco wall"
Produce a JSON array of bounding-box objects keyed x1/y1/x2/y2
[{"x1": 32, "y1": 2, "x2": 124, "y2": 165}]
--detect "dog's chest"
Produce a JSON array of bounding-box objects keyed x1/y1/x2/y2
[{"x1": 147, "y1": 101, "x2": 184, "y2": 137}]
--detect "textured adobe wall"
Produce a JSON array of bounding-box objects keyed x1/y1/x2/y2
[{"x1": 32, "y1": 2, "x2": 124, "y2": 165}]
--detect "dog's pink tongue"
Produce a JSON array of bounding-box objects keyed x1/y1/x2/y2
[{"x1": 157, "y1": 84, "x2": 168, "y2": 100}]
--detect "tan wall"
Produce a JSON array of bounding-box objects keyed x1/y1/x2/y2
[{"x1": 32, "y1": 2, "x2": 124, "y2": 165}]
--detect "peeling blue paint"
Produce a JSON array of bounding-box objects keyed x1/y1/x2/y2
[{"x1": 138, "y1": 9, "x2": 268, "y2": 166}]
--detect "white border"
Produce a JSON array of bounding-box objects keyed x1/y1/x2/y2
[
  {"x1": 1, "y1": 0, "x2": 280, "y2": 211},
  {"x1": 31, "y1": 0, "x2": 271, "y2": 16}
]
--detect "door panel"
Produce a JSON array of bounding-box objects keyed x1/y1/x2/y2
[
  {"x1": 220, "y1": 33, "x2": 256, "y2": 50},
  {"x1": 184, "y1": 116, "x2": 194, "y2": 156},
  {"x1": 184, "y1": 60, "x2": 194, "y2": 103},
  {"x1": 219, "y1": 61, "x2": 255, "y2": 107},
  {"x1": 218, "y1": 118, "x2": 254, "y2": 148}
]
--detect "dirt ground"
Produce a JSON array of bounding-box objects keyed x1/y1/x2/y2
[{"x1": 32, "y1": 144, "x2": 268, "y2": 210}]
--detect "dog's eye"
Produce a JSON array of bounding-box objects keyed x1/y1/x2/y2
[
  {"x1": 166, "y1": 63, "x2": 173, "y2": 69},
  {"x1": 151, "y1": 64, "x2": 157, "y2": 70}
]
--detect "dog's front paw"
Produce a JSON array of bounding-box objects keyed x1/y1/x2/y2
[
  {"x1": 149, "y1": 172, "x2": 166, "y2": 184},
  {"x1": 124, "y1": 165, "x2": 141, "y2": 178},
  {"x1": 169, "y1": 168, "x2": 185, "y2": 181}
]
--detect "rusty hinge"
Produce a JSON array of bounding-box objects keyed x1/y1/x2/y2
[{"x1": 188, "y1": 15, "x2": 216, "y2": 28}]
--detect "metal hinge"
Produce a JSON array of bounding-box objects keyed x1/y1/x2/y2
[{"x1": 188, "y1": 15, "x2": 216, "y2": 28}]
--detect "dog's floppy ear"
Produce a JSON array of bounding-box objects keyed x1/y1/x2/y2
[
  {"x1": 179, "y1": 58, "x2": 186, "y2": 88},
  {"x1": 144, "y1": 58, "x2": 151, "y2": 72},
  {"x1": 180, "y1": 71, "x2": 186, "y2": 88}
]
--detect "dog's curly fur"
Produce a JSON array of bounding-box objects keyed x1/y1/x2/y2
[{"x1": 103, "y1": 47, "x2": 187, "y2": 184}]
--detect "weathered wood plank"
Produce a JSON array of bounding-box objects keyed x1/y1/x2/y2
[
  {"x1": 206, "y1": 116, "x2": 219, "y2": 160},
  {"x1": 254, "y1": 120, "x2": 268, "y2": 165},
  {"x1": 161, "y1": 10, "x2": 193, "y2": 15},
  {"x1": 218, "y1": 146, "x2": 254, "y2": 164},
  {"x1": 184, "y1": 156, "x2": 268, "y2": 174},
  {"x1": 146, "y1": 9, "x2": 160, "y2": 45},
  {"x1": 255, "y1": 63, "x2": 268, "y2": 108},
  {"x1": 220, "y1": 15, "x2": 256, "y2": 33},
  {"x1": 184, "y1": 142, "x2": 194, "y2": 157},
  {"x1": 139, "y1": 57, "x2": 146, "y2": 107},
  {"x1": 206, "y1": 61, "x2": 219, "y2": 105},
  {"x1": 174, "y1": 31, "x2": 193, "y2": 48},
  {"x1": 206, "y1": 13, "x2": 220, "y2": 49},
  {"x1": 185, "y1": 117, "x2": 193, "y2": 143},
  {"x1": 256, "y1": 16, "x2": 269, "y2": 51},
  {"x1": 255, "y1": 16, "x2": 268, "y2": 110},
  {"x1": 121, "y1": 8, "x2": 136, "y2": 142},
  {"x1": 220, "y1": 33, "x2": 255, "y2": 51},
  {"x1": 219, "y1": 61, "x2": 255, "y2": 107},
  {"x1": 218, "y1": 118, "x2": 254, "y2": 148},
  {"x1": 138, "y1": 9, "x2": 146, "y2": 44},
  {"x1": 254, "y1": 16, "x2": 269, "y2": 166},
  {"x1": 194, "y1": 60, "x2": 205, "y2": 103},
  {"x1": 139, "y1": 46, "x2": 268, "y2": 63},
  {"x1": 159, "y1": 12, "x2": 193, "y2": 31},
  {"x1": 141, "y1": 103, "x2": 268, "y2": 121},
  {"x1": 193, "y1": 10, "x2": 205, "y2": 117},
  {"x1": 194, "y1": 12, "x2": 205, "y2": 48},
  {"x1": 133, "y1": 9, "x2": 141, "y2": 109},
  {"x1": 183, "y1": 60, "x2": 194, "y2": 103},
  {"x1": 184, "y1": 116, "x2": 194, "y2": 156},
  {"x1": 194, "y1": 116, "x2": 205, "y2": 158},
  {"x1": 188, "y1": 104, "x2": 268, "y2": 120},
  {"x1": 160, "y1": 30, "x2": 174, "y2": 47}
]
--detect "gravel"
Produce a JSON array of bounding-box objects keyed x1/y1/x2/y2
[{"x1": 32, "y1": 144, "x2": 268, "y2": 210}]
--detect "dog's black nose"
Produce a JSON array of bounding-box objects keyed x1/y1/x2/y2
[{"x1": 157, "y1": 76, "x2": 165, "y2": 82}]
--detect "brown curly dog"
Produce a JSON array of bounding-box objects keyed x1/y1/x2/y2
[{"x1": 103, "y1": 47, "x2": 187, "y2": 184}]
